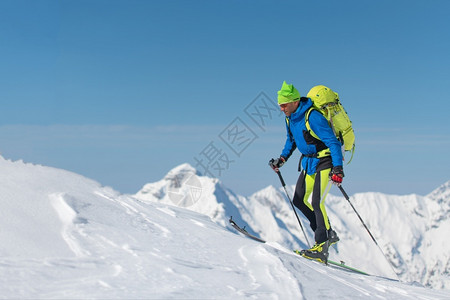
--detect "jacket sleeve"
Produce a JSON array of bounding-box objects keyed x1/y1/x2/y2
[
  {"x1": 308, "y1": 111, "x2": 343, "y2": 167},
  {"x1": 280, "y1": 119, "x2": 296, "y2": 160}
]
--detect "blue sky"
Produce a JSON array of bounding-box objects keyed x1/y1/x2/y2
[{"x1": 1, "y1": 0, "x2": 449, "y2": 197}]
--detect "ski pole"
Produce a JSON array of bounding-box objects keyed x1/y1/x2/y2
[
  {"x1": 276, "y1": 170, "x2": 311, "y2": 248},
  {"x1": 338, "y1": 185, "x2": 399, "y2": 279},
  {"x1": 338, "y1": 185, "x2": 379, "y2": 246}
]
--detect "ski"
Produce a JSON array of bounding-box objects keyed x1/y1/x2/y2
[
  {"x1": 230, "y1": 217, "x2": 369, "y2": 276},
  {"x1": 328, "y1": 260, "x2": 369, "y2": 275},
  {"x1": 229, "y1": 217, "x2": 266, "y2": 243},
  {"x1": 294, "y1": 250, "x2": 369, "y2": 276}
]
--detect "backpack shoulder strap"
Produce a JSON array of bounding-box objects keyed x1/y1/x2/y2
[
  {"x1": 305, "y1": 107, "x2": 321, "y2": 140},
  {"x1": 285, "y1": 117, "x2": 293, "y2": 140}
]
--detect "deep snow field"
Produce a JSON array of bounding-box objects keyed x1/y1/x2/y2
[{"x1": 0, "y1": 157, "x2": 449, "y2": 299}]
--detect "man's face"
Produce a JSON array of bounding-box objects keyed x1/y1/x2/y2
[{"x1": 279, "y1": 101, "x2": 299, "y2": 117}]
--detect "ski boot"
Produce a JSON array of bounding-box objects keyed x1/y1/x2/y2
[
  {"x1": 328, "y1": 229, "x2": 340, "y2": 246},
  {"x1": 300, "y1": 240, "x2": 330, "y2": 264}
]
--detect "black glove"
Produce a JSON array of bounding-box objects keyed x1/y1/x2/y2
[
  {"x1": 330, "y1": 166, "x2": 344, "y2": 185},
  {"x1": 269, "y1": 157, "x2": 286, "y2": 172}
]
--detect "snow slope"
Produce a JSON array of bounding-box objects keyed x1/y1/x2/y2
[
  {"x1": 1, "y1": 157, "x2": 449, "y2": 299},
  {"x1": 136, "y1": 163, "x2": 450, "y2": 291}
]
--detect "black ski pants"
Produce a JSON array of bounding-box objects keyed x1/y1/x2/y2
[{"x1": 292, "y1": 168, "x2": 332, "y2": 245}]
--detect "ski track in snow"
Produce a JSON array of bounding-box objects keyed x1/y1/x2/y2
[
  {"x1": 262, "y1": 241, "x2": 445, "y2": 300},
  {"x1": 94, "y1": 191, "x2": 172, "y2": 238},
  {"x1": 265, "y1": 243, "x2": 376, "y2": 298}
]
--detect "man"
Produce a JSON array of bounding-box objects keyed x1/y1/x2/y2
[{"x1": 269, "y1": 81, "x2": 344, "y2": 263}]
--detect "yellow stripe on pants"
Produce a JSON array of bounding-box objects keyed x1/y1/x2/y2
[{"x1": 302, "y1": 168, "x2": 332, "y2": 230}]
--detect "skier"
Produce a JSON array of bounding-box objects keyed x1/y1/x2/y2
[{"x1": 269, "y1": 81, "x2": 344, "y2": 263}]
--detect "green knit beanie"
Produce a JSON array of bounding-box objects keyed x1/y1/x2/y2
[{"x1": 277, "y1": 81, "x2": 301, "y2": 104}]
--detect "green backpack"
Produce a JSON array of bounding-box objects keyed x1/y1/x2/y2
[{"x1": 305, "y1": 85, "x2": 355, "y2": 163}]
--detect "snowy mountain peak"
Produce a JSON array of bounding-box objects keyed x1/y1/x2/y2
[
  {"x1": 252, "y1": 184, "x2": 279, "y2": 197},
  {"x1": 135, "y1": 163, "x2": 239, "y2": 227},
  {"x1": 250, "y1": 185, "x2": 285, "y2": 207},
  {"x1": 428, "y1": 180, "x2": 450, "y2": 203},
  {"x1": 164, "y1": 163, "x2": 201, "y2": 178},
  {"x1": 135, "y1": 163, "x2": 203, "y2": 201}
]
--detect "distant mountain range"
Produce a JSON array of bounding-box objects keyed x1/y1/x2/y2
[{"x1": 135, "y1": 163, "x2": 450, "y2": 290}]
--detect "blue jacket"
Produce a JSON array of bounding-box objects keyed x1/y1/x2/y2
[{"x1": 281, "y1": 98, "x2": 343, "y2": 175}]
